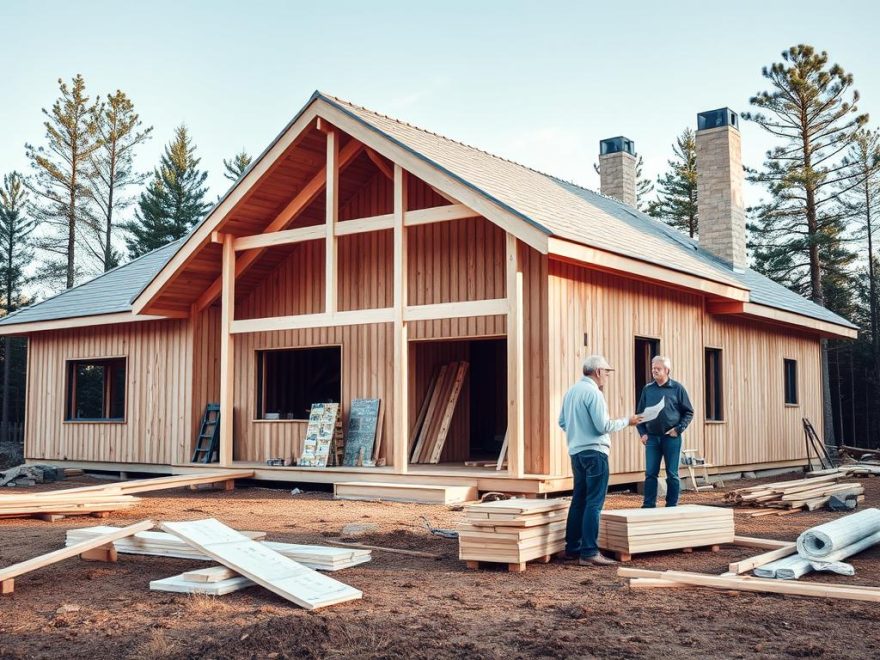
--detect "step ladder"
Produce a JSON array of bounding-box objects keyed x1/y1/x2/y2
[
  {"x1": 681, "y1": 449, "x2": 722, "y2": 491},
  {"x1": 191, "y1": 403, "x2": 221, "y2": 463}
]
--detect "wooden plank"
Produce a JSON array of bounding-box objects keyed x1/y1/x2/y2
[
  {"x1": 728, "y1": 544, "x2": 797, "y2": 575},
  {"x1": 150, "y1": 573, "x2": 254, "y2": 595},
  {"x1": 403, "y1": 299, "x2": 508, "y2": 322},
  {"x1": 0, "y1": 519, "x2": 154, "y2": 592},
  {"x1": 618, "y1": 568, "x2": 880, "y2": 603},
  {"x1": 219, "y1": 234, "x2": 235, "y2": 466},
  {"x1": 233, "y1": 225, "x2": 326, "y2": 251},
  {"x1": 732, "y1": 536, "x2": 794, "y2": 550},
  {"x1": 506, "y1": 234, "x2": 525, "y2": 477},
  {"x1": 392, "y1": 163, "x2": 409, "y2": 474},
  {"x1": 404, "y1": 204, "x2": 477, "y2": 227},
  {"x1": 181, "y1": 566, "x2": 239, "y2": 583},
  {"x1": 417, "y1": 363, "x2": 457, "y2": 463},
  {"x1": 31, "y1": 471, "x2": 255, "y2": 497},
  {"x1": 427, "y1": 361, "x2": 470, "y2": 463},
  {"x1": 160, "y1": 518, "x2": 361, "y2": 610},
  {"x1": 325, "y1": 127, "x2": 338, "y2": 314},
  {"x1": 410, "y1": 364, "x2": 449, "y2": 463}
]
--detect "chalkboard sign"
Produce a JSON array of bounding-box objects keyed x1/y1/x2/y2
[{"x1": 343, "y1": 399, "x2": 381, "y2": 466}]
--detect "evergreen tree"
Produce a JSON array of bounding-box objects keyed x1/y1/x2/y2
[
  {"x1": 647, "y1": 128, "x2": 698, "y2": 237},
  {"x1": 0, "y1": 172, "x2": 35, "y2": 443},
  {"x1": 123, "y1": 125, "x2": 210, "y2": 258},
  {"x1": 744, "y1": 44, "x2": 868, "y2": 445},
  {"x1": 87, "y1": 90, "x2": 153, "y2": 271},
  {"x1": 223, "y1": 149, "x2": 252, "y2": 182},
  {"x1": 24, "y1": 75, "x2": 101, "y2": 289}
]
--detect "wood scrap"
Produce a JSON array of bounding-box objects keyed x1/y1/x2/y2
[
  {"x1": 326, "y1": 540, "x2": 441, "y2": 558},
  {"x1": 410, "y1": 361, "x2": 469, "y2": 464},
  {"x1": 728, "y1": 543, "x2": 797, "y2": 574},
  {"x1": 725, "y1": 473, "x2": 864, "y2": 513}
]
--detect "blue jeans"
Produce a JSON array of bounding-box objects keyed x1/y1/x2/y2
[
  {"x1": 643, "y1": 434, "x2": 682, "y2": 508},
  {"x1": 566, "y1": 450, "x2": 609, "y2": 559}
]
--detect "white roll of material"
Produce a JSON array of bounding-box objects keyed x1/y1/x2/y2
[{"x1": 796, "y1": 507, "x2": 880, "y2": 560}]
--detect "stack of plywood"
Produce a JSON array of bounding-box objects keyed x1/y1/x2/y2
[
  {"x1": 66, "y1": 526, "x2": 372, "y2": 571},
  {"x1": 725, "y1": 473, "x2": 864, "y2": 515},
  {"x1": 409, "y1": 361, "x2": 469, "y2": 464},
  {"x1": 598, "y1": 505, "x2": 735, "y2": 560},
  {"x1": 458, "y1": 498, "x2": 569, "y2": 571}
]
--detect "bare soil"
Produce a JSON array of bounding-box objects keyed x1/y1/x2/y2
[{"x1": 1, "y1": 473, "x2": 879, "y2": 659}]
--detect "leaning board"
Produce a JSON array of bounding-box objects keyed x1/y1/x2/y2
[
  {"x1": 160, "y1": 519, "x2": 361, "y2": 610},
  {"x1": 342, "y1": 399, "x2": 381, "y2": 466}
]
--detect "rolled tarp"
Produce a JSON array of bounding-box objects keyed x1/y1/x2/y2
[
  {"x1": 796, "y1": 508, "x2": 880, "y2": 560},
  {"x1": 769, "y1": 529, "x2": 880, "y2": 580},
  {"x1": 754, "y1": 553, "x2": 806, "y2": 579}
]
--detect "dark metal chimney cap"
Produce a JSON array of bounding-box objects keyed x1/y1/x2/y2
[
  {"x1": 697, "y1": 108, "x2": 739, "y2": 131},
  {"x1": 599, "y1": 136, "x2": 636, "y2": 156}
]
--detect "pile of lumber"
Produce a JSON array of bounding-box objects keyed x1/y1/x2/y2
[
  {"x1": 724, "y1": 472, "x2": 864, "y2": 515},
  {"x1": 808, "y1": 464, "x2": 880, "y2": 477},
  {"x1": 151, "y1": 565, "x2": 255, "y2": 596},
  {"x1": 65, "y1": 526, "x2": 372, "y2": 572},
  {"x1": 0, "y1": 470, "x2": 254, "y2": 521},
  {"x1": 598, "y1": 504, "x2": 735, "y2": 560},
  {"x1": 409, "y1": 361, "x2": 469, "y2": 464},
  {"x1": 458, "y1": 498, "x2": 569, "y2": 571}
]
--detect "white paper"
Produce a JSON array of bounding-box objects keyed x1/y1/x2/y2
[{"x1": 639, "y1": 396, "x2": 665, "y2": 423}]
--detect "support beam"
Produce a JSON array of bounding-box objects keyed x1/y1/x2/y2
[
  {"x1": 404, "y1": 204, "x2": 477, "y2": 227},
  {"x1": 325, "y1": 128, "x2": 338, "y2": 314},
  {"x1": 365, "y1": 147, "x2": 393, "y2": 180},
  {"x1": 230, "y1": 308, "x2": 394, "y2": 334},
  {"x1": 219, "y1": 234, "x2": 235, "y2": 466},
  {"x1": 233, "y1": 225, "x2": 326, "y2": 252},
  {"x1": 393, "y1": 164, "x2": 409, "y2": 475},
  {"x1": 403, "y1": 298, "x2": 507, "y2": 322},
  {"x1": 194, "y1": 140, "x2": 363, "y2": 311},
  {"x1": 506, "y1": 234, "x2": 525, "y2": 478},
  {"x1": 334, "y1": 214, "x2": 395, "y2": 236}
]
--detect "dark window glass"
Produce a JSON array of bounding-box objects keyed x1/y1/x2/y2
[
  {"x1": 634, "y1": 337, "x2": 661, "y2": 405},
  {"x1": 257, "y1": 347, "x2": 341, "y2": 420},
  {"x1": 784, "y1": 359, "x2": 798, "y2": 405},
  {"x1": 65, "y1": 358, "x2": 126, "y2": 421},
  {"x1": 705, "y1": 348, "x2": 723, "y2": 421}
]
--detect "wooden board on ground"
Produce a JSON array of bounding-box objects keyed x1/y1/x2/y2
[
  {"x1": 29, "y1": 470, "x2": 254, "y2": 498},
  {"x1": 160, "y1": 519, "x2": 362, "y2": 610},
  {"x1": 0, "y1": 519, "x2": 155, "y2": 595},
  {"x1": 150, "y1": 573, "x2": 254, "y2": 595},
  {"x1": 342, "y1": 399, "x2": 381, "y2": 466},
  {"x1": 598, "y1": 505, "x2": 734, "y2": 557},
  {"x1": 333, "y1": 482, "x2": 477, "y2": 504},
  {"x1": 182, "y1": 565, "x2": 239, "y2": 582}
]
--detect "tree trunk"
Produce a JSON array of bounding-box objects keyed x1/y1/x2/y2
[
  {"x1": 67, "y1": 161, "x2": 77, "y2": 289},
  {"x1": 1, "y1": 337, "x2": 10, "y2": 445}
]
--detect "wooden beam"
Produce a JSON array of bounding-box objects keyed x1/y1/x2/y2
[
  {"x1": 731, "y1": 536, "x2": 794, "y2": 550},
  {"x1": 506, "y1": 234, "x2": 525, "y2": 478},
  {"x1": 404, "y1": 204, "x2": 478, "y2": 227},
  {"x1": 728, "y1": 543, "x2": 797, "y2": 575},
  {"x1": 334, "y1": 214, "x2": 395, "y2": 236},
  {"x1": 194, "y1": 139, "x2": 363, "y2": 312},
  {"x1": 403, "y1": 299, "x2": 507, "y2": 322},
  {"x1": 219, "y1": 234, "x2": 235, "y2": 466},
  {"x1": 365, "y1": 147, "x2": 393, "y2": 180},
  {"x1": 233, "y1": 225, "x2": 326, "y2": 252},
  {"x1": 325, "y1": 128, "x2": 338, "y2": 314},
  {"x1": 230, "y1": 308, "x2": 394, "y2": 334},
  {"x1": 0, "y1": 311, "x2": 179, "y2": 337},
  {"x1": 393, "y1": 164, "x2": 409, "y2": 475}
]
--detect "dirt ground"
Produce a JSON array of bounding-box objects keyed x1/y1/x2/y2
[{"x1": 1, "y1": 472, "x2": 879, "y2": 660}]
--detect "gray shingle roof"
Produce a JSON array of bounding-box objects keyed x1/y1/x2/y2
[{"x1": 0, "y1": 240, "x2": 181, "y2": 327}]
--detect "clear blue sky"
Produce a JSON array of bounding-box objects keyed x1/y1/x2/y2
[{"x1": 2, "y1": 0, "x2": 878, "y2": 223}]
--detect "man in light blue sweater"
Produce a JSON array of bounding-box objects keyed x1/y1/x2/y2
[{"x1": 559, "y1": 355, "x2": 641, "y2": 566}]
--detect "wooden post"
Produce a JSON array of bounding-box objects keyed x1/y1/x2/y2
[
  {"x1": 325, "y1": 127, "x2": 338, "y2": 314},
  {"x1": 393, "y1": 164, "x2": 409, "y2": 474},
  {"x1": 506, "y1": 234, "x2": 525, "y2": 478},
  {"x1": 219, "y1": 233, "x2": 235, "y2": 466}
]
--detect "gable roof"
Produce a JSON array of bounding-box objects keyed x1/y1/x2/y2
[
  {"x1": 0, "y1": 240, "x2": 181, "y2": 328},
  {"x1": 0, "y1": 91, "x2": 856, "y2": 336}
]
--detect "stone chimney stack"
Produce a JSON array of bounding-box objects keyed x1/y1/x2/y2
[
  {"x1": 599, "y1": 136, "x2": 637, "y2": 207},
  {"x1": 696, "y1": 108, "x2": 747, "y2": 272}
]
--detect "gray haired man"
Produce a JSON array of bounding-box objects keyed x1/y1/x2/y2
[{"x1": 559, "y1": 355, "x2": 641, "y2": 565}]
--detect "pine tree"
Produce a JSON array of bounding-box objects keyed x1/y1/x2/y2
[
  {"x1": 87, "y1": 90, "x2": 153, "y2": 271},
  {"x1": 0, "y1": 172, "x2": 35, "y2": 443},
  {"x1": 648, "y1": 128, "x2": 698, "y2": 237},
  {"x1": 123, "y1": 125, "x2": 210, "y2": 258},
  {"x1": 744, "y1": 44, "x2": 869, "y2": 445},
  {"x1": 223, "y1": 149, "x2": 252, "y2": 182},
  {"x1": 25, "y1": 75, "x2": 101, "y2": 289}
]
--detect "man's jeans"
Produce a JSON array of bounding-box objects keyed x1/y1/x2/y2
[
  {"x1": 565, "y1": 449, "x2": 609, "y2": 559},
  {"x1": 642, "y1": 434, "x2": 682, "y2": 508}
]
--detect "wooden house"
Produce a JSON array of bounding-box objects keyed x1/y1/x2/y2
[{"x1": 0, "y1": 94, "x2": 856, "y2": 495}]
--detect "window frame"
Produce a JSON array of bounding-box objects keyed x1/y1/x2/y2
[
  {"x1": 704, "y1": 347, "x2": 724, "y2": 422},
  {"x1": 254, "y1": 344, "x2": 343, "y2": 423},
  {"x1": 784, "y1": 358, "x2": 799, "y2": 406},
  {"x1": 64, "y1": 356, "x2": 127, "y2": 423}
]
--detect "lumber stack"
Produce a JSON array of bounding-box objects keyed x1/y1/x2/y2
[
  {"x1": 409, "y1": 361, "x2": 469, "y2": 464},
  {"x1": 598, "y1": 505, "x2": 734, "y2": 559},
  {"x1": 65, "y1": 526, "x2": 372, "y2": 571},
  {"x1": 724, "y1": 472, "x2": 864, "y2": 515},
  {"x1": 458, "y1": 498, "x2": 569, "y2": 571}
]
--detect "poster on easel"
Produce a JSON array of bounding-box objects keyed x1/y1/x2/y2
[
  {"x1": 298, "y1": 403, "x2": 340, "y2": 467},
  {"x1": 343, "y1": 399, "x2": 381, "y2": 466}
]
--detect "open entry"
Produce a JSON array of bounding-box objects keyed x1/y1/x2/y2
[{"x1": 409, "y1": 337, "x2": 507, "y2": 465}]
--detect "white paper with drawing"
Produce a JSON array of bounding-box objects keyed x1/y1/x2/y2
[{"x1": 639, "y1": 396, "x2": 665, "y2": 423}]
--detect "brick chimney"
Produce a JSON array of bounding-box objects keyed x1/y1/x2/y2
[
  {"x1": 696, "y1": 108, "x2": 747, "y2": 272},
  {"x1": 599, "y1": 136, "x2": 637, "y2": 207}
]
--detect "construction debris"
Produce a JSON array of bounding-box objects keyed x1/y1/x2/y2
[
  {"x1": 725, "y1": 472, "x2": 865, "y2": 514},
  {"x1": 0, "y1": 464, "x2": 65, "y2": 488},
  {"x1": 458, "y1": 498, "x2": 569, "y2": 572},
  {"x1": 598, "y1": 504, "x2": 735, "y2": 560}
]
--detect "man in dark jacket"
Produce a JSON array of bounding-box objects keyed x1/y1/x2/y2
[{"x1": 636, "y1": 355, "x2": 694, "y2": 508}]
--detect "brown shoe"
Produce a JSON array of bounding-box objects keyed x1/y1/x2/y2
[{"x1": 578, "y1": 553, "x2": 618, "y2": 566}]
